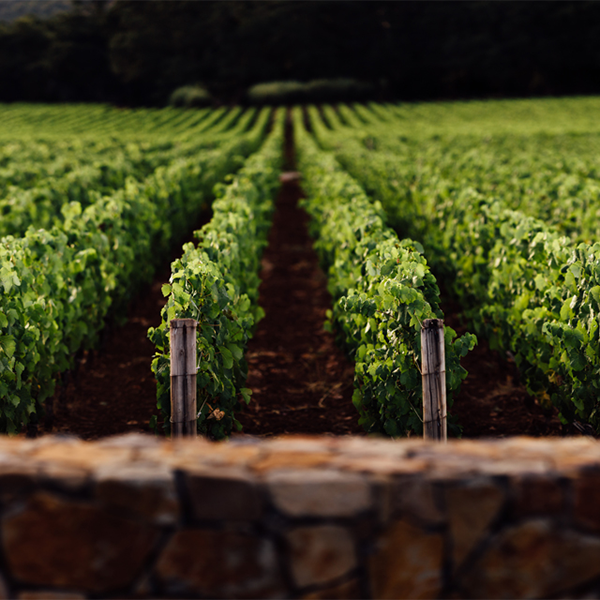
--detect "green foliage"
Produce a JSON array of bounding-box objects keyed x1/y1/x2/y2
[
  {"x1": 311, "y1": 100, "x2": 600, "y2": 433},
  {"x1": 293, "y1": 108, "x2": 475, "y2": 437},
  {"x1": 148, "y1": 111, "x2": 284, "y2": 440},
  {"x1": 0, "y1": 106, "x2": 262, "y2": 239},
  {"x1": 169, "y1": 85, "x2": 213, "y2": 108},
  {"x1": 0, "y1": 106, "x2": 271, "y2": 434}
]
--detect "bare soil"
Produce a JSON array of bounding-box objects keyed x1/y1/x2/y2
[
  {"x1": 444, "y1": 302, "x2": 566, "y2": 438},
  {"x1": 234, "y1": 177, "x2": 362, "y2": 437}
]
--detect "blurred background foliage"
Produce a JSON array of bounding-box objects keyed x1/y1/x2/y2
[{"x1": 0, "y1": 0, "x2": 600, "y2": 105}]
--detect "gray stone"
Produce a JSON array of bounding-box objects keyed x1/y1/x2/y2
[{"x1": 266, "y1": 469, "x2": 371, "y2": 517}]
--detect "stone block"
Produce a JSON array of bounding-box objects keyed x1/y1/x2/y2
[
  {"x1": 251, "y1": 451, "x2": 333, "y2": 472},
  {"x1": 550, "y1": 439, "x2": 600, "y2": 472},
  {"x1": 368, "y1": 518, "x2": 443, "y2": 599},
  {"x1": 286, "y1": 525, "x2": 356, "y2": 588},
  {"x1": 30, "y1": 443, "x2": 133, "y2": 471},
  {"x1": 37, "y1": 464, "x2": 90, "y2": 492},
  {"x1": 300, "y1": 578, "x2": 362, "y2": 599},
  {"x1": 169, "y1": 441, "x2": 261, "y2": 469},
  {"x1": 444, "y1": 478, "x2": 505, "y2": 571},
  {"x1": 331, "y1": 456, "x2": 430, "y2": 476},
  {"x1": 389, "y1": 477, "x2": 443, "y2": 525},
  {"x1": 459, "y1": 519, "x2": 600, "y2": 598},
  {"x1": 511, "y1": 474, "x2": 564, "y2": 518},
  {"x1": 95, "y1": 464, "x2": 179, "y2": 525},
  {"x1": 266, "y1": 469, "x2": 371, "y2": 517},
  {"x1": 96, "y1": 433, "x2": 160, "y2": 450},
  {"x1": 2, "y1": 492, "x2": 159, "y2": 593},
  {"x1": 18, "y1": 592, "x2": 86, "y2": 599},
  {"x1": 260, "y1": 437, "x2": 336, "y2": 454},
  {"x1": 155, "y1": 528, "x2": 286, "y2": 598},
  {"x1": 0, "y1": 463, "x2": 37, "y2": 501},
  {"x1": 573, "y1": 469, "x2": 600, "y2": 532},
  {"x1": 184, "y1": 470, "x2": 263, "y2": 521}
]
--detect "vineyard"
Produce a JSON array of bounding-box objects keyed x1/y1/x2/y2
[{"x1": 2, "y1": 98, "x2": 600, "y2": 439}]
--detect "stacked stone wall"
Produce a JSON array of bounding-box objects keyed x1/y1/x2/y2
[{"x1": 1, "y1": 434, "x2": 600, "y2": 598}]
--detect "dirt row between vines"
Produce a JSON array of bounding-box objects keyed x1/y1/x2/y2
[{"x1": 42, "y1": 125, "x2": 572, "y2": 441}]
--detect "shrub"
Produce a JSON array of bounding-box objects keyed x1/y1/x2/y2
[
  {"x1": 169, "y1": 84, "x2": 212, "y2": 108},
  {"x1": 246, "y1": 78, "x2": 375, "y2": 105}
]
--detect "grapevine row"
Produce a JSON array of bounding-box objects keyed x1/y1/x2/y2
[
  {"x1": 149, "y1": 110, "x2": 285, "y2": 439},
  {"x1": 310, "y1": 103, "x2": 600, "y2": 432},
  {"x1": 0, "y1": 108, "x2": 262, "y2": 238},
  {"x1": 0, "y1": 108, "x2": 271, "y2": 434},
  {"x1": 294, "y1": 108, "x2": 475, "y2": 436}
]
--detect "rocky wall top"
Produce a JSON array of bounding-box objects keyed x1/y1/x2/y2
[{"x1": 1, "y1": 434, "x2": 600, "y2": 599}]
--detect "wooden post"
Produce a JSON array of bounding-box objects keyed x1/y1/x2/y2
[
  {"x1": 170, "y1": 319, "x2": 198, "y2": 437},
  {"x1": 421, "y1": 318, "x2": 447, "y2": 442}
]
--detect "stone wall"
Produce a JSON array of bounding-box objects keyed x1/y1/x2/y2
[{"x1": 1, "y1": 434, "x2": 600, "y2": 598}]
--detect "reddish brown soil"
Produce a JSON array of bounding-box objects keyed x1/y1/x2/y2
[
  {"x1": 36, "y1": 121, "x2": 581, "y2": 441},
  {"x1": 234, "y1": 177, "x2": 362, "y2": 437},
  {"x1": 48, "y1": 265, "x2": 171, "y2": 439},
  {"x1": 445, "y1": 306, "x2": 566, "y2": 438}
]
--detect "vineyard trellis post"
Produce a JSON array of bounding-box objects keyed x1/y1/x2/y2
[
  {"x1": 421, "y1": 319, "x2": 447, "y2": 441},
  {"x1": 170, "y1": 319, "x2": 198, "y2": 437}
]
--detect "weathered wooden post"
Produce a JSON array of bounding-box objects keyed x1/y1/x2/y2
[
  {"x1": 421, "y1": 318, "x2": 447, "y2": 442},
  {"x1": 170, "y1": 318, "x2": 198, "y2": 437}
]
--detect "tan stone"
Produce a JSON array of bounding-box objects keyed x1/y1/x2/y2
[
  {"x1": 331, "y1": 456, "x2": 430, "y2": 476},
  {"x1": 286, "y1": 525, "x2": 356, "y2": 588},
  {"x1": 300, "y1": 578, "x2": 362, "y2": 599},
  {"x1": 18, "y1": 592, "x2": 86, "y2": 599},
  {"x1": 335, "y1": 437, "x2": 421, "y2": 457},
  {"x1": 460, "y1": 519, "x2": 600, "y2": 598},
  {"x1": 30, "y1": 443, "x2": 133, "y2": 470},
  {"x1": 511, "y1": 474, "x2": 564, "y2": 518},
  {"x1": 96, "y1": 433, "x2": 161, "y2": 450},
  {"x1": 2, "y1": 491, "x2": 158, "y2": 593},
  {"x1": 414, "y1": 439, "x2": 553, "y2": 478},
  {"x1": 266, "y1": 469, "x2": 371, "y2": 517},
  {"x1": 184, "y1": 470, "x2": 263, "y2": 521},
  {"x1": 38, "y1": 462, "x2": 89, "y2": 492},
  {"x1": 251, "y1": 451, "x2": 333, "y2": 472},
  {"x1": 550, "y1": 438, "x2": 600, "y2": 472},
  {"x1": 368, "y1": 518, "x2": 443, "y2": 599},
  {"x1": 573, "y1": 469, "x2": 600, "y2": 532},
  {"x1": 444, "y1": 478, "x2": 505, "y2": 571},
  {"x1": 260, "y1": 436, "x2": 337, "y2": 453},
  {"x1": 155, "y1": 529, "x2": 286, "y2": 598},
  {"x1": 95, "y1": 464, "x2": 179, "y2": 525},
  {"x1": 170, "y1": 441, "x2": 262, "y2": 469}
]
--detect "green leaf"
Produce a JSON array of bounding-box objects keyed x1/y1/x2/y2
[
  {"x1": 219, "y1": 345, "x2": 233, "y2": 370},
  {"x1": 570, "y1": 353, "x2": 587, "y2": 372},
  {"x1": 560, "y1": 297, "x2": 575, "y2": 321},
  {"x1": 226, "y1": 343, "x2": 243, "y2": 361},
  {"x1": 0, "y1": 336, "x2": 16, "y2": 359}
]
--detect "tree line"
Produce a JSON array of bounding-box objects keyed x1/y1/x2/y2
[{"x1": 1, "y1": 0, "x2": 599, "y2": 105}]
